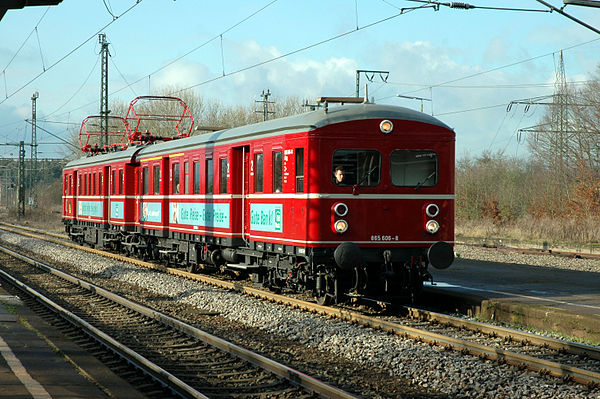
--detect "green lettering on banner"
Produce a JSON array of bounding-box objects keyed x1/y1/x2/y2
[
  {"x1": 250, "y1": 203, "x2": 283, "y2": 233},
  {"x1": 170, "y1": 202, "x2": 230, "y2": 228},
  {"x1": 78, "y1": 201, "x2": 103, "y2": 218}
]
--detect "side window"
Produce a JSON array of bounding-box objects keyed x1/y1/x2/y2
[
  {"x1": 111, "y1": 170, "x2": 116, "y2": 195},
  {"x1": 332, "y1": 149, "x2": 381, "y2": 187},
  {"x1": 84, "y1": 174, "x2": 88, "y2": 195},
  {"x1": 206, "y1": 159, "x2": 214, "y2": 194},
  {"x1": 184, "y1": 162, "x2": 189, "y2": 194},
  {"x1": 390, "y1": 150, "x2": 438, "y2": 187},
  {"x1": 119, "y1": 170, "x2": 124, "y2": 194},
  {"x1": 142, "y1": 167, "x2": 149, "y2": 195},
  {"x1": 172, "y1": 163, "x2": 180, "y2": 194},
  {"x1": 219, "y1": 158, "x2": 227, "y2": 194},
  {"x1": 272, "y1": 151, "x2": 282, "y2": 193},
  {"x1": 193, "y1": 162, "x2": 200, "y2": 194},
  {"x1": 153, "y1": 165, "x2": 160, "y2": 194},
  {"x1": 254, "y1": 153, "x2": 263, "y2": 192},
  {"x1": 99, "y1": 172, "x2": 103, "y2": 195},
  {"x1": 295, "y1": 148, "x2": 304, "y2": 193},
  {"x1": 68, "y1": 175, "x2": 72, "y2": 195}
]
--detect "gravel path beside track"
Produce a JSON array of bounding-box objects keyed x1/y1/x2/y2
[
  {"x1": 455, "y1": 243, "x2": 600, "y2": 273},
  {"x1": 2, "y1": 231, "x2": 599, "y2": 399}
]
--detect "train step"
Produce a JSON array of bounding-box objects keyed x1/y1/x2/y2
[{"x1": 226, "y1": 263, "x2": 260, "y2": 271}]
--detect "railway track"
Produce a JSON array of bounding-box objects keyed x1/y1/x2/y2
[
  {"x1": 1, "y1": 223, "x2": 600, "y2": 391},
  {"x1": 0, "y1": 243, "x2": 358, "y2": 399}
]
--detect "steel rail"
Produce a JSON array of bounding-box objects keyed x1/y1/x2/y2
[
  {"x1": 0, "y1": 247, "x2": 209, "y2": 399},
  {"x1": 2, "y1": 223, "x2": 600, "y2": 386},
  {"x1": 0, "y1": 243, "x2": 360, "y2": 399}
]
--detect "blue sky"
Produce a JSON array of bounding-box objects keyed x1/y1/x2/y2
[{"x1": 1, "y1": 0, "x2": 599, "y2": 160}]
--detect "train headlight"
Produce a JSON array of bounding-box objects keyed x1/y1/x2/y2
[
  {"x1": 334, "y1": 219, "x2": 348, "y2": 234},
  {"x1": 333, "y1": 202, "x2": 348, "y2": 217},
  {"x1": 426, "y1": 203, "x2": 440, "y2": 218},
  {"x1": 380, "y1": 120, "x2": 393, "y2": 134},
  {"x1": 425, "y1": 220, "x2": 440, "y2": 234}
]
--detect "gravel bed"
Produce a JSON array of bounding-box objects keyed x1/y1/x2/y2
[
  {"x1": 455, "y1": 243, "x2": 600, "y2": 273},
  {"x1": 2, "y1": 231, "x2": 599, "y2": 399}
]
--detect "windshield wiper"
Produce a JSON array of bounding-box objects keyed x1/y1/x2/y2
[
  {"x1": 414, "y1": 171, "x2": 435, "y2": 191},
  {"x1": 352, "y1": 166, "x2": 378, "y2": 195},
  {"x1": 357, "y1": 166, "x2": 378, "y2": 186}
]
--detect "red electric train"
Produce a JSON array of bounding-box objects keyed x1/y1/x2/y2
[{"x1": 63, "y1": 96, "x2": 455, "y2": 304}]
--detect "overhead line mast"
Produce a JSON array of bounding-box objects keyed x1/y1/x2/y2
[{"x1": 99, "y1": 34, "x2": 110, "y2": 147}]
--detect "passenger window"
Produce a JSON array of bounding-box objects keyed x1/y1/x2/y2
[
  {"x1": 206, "y1": 159, "x2": 213, "y2": 194},
  {"x1": 184, "y1": 162, "x2": 189, "y2": 194},
  {"x1": 254, "y1": 153, "x2": 263, "y2": 192},
  {"x1": 84, "y1": 174, "x2": 88, "y2": 195},
  {"x1": 272, "y1": 151, "x2": 282, "y2": 193},
  {"x1": 153, "y1": 165, "x2": 160, "y2": 194},
  {"x1": 219, "y1": 158, "x2": 227, "y2": 194},
  {"x1": 119, "y1": 170, "x2": 124, "y2": 194},
  {"x1": 172, "y1": 164, "x2": 180, "y2": 194},
  {"x1": 193, "y1": 162, "x2": 200, "y2": 194},
  {"x1": 332, "y1": 149, "x2": 381, "y2": 186},
  {"x1": 142, "y1": 167, "x2": 149, "y2": 195},
  {"x1": 390, "y1": 150, "x2": 438, "y2": 187},
  {"x1": 111, "y1": 170, "x2": 116, "y2": 195},
  {"x1": 295, "y1": 148, "x2": 304, "y2": 193}
]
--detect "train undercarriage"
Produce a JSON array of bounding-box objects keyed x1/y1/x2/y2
[{"x1": 65, "y1": 222, "x2": 451, "y2": 305}]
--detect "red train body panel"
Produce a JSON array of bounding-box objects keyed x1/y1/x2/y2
[{"x1": 63, "y1": 103, "x2": 455, "y2": 303}]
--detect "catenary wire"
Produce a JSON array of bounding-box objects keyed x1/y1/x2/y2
[{"x1": 0, "y1": 0, "x2": 143, "y2": 107}]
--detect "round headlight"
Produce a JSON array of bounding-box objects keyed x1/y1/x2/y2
[
  {"x1": 425, "y1": 220, "x2": 440, "y2": 234},
  {"x1": 380, "y1": 119, "x2": 393, "y2": 134},
  {"x1": 334, "y1": 202, "x2": 348, "y2": 217},
  {"x1": 334, "y1": 219, "x2": 348, "y2": 234},
  {"x1": 426, "y1": 203, "x2": 440, "y2": 218}
]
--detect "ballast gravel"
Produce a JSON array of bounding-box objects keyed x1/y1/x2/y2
[{"x1": 2, "y1": 231, "x2": 599, "y2": 399}]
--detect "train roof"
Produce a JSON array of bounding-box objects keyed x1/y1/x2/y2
[{"x1": 65, "y1": 103, "x2": 452, "y2": 168}]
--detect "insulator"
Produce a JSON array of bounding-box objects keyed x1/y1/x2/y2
[{"x1": 449, "y1": 2, "x2": 475, "y2": 9}]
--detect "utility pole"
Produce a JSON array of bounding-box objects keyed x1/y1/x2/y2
[
  {"x1": 17, "y1": 141, "x2": 25, "y2": 219},
  {"x1": 30, "y1": 91, "x2": 38, "y2": 207},
  {"x1": 99, "y1": 33, "x2": 110, "y2": 147},
  {"x1": 255, "y1": 89, "x2": 274, "y2": 121}
]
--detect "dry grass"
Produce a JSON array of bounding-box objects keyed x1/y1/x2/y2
[{"x1": 456, "y1": 216, "x2": 600, "y2": 247}]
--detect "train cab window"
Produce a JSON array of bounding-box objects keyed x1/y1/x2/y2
[
  {"x1": 219, "y1": 158, "x2": 227, "y2": 194},
  {"x1": 99, "y1": 172, "x2": 103, "y2": 195},
  {"x1": 142, "y1": 167, "x2": 149, "y2": 195},
  {"x1": 254, "y1": 153, "x2": 263, "y2": 192},
  {"x1": 206, "y1": 159, "x2": 214, "y2": 194},
  {"x1": 332, "y1": 149, "x2": 381, "y2": 186},
  {"x1": 68, "y1": 175, "x2": 72, "y2": 195},
  {"x1": 295, "y1": 148, "x2": 304, "y2": 193},
  {"x1": 193, "y1": 162, "x2": 200, "y2": 194},
  {"x1": 172, "y1": 164, "x2": 180, "y2": 194},
  {"x1": 390, "y1": 150, "x2": 438, "y2": 188},
  {"x1": 273, "y1": 151, "x2": 282, "y2": 193},
  {"x1": 84, "y1": 174, "x2": 88, "y2": 195},
  {"x1": 184, "y1": 162, "x2": 189, "y2": 194},
  {"x1": 153, "y1": 165, "x2": 160, "y2": 194},
  {"x1": 119, "y1": 170, "x2": 124, "y2": 195}
]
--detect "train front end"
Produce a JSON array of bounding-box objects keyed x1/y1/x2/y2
[{"x1": 308, "y1": 103, "x2": 455, "y2": 303}]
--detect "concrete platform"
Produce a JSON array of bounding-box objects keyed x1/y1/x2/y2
[
  {"x1": 425, "y1": 256, "x2": 600, "y2": 344},
  {"x1": 0, "y1": 283, "x2": 146, "y2": 399}
]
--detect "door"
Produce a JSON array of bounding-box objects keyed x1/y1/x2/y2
[{"x1": 232, "y1": 146, "x2": 250, "y2": 244}]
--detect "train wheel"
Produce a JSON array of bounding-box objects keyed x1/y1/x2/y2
[{"x1": 315, "y1": 266, "x2": 338, "y2": 306}]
